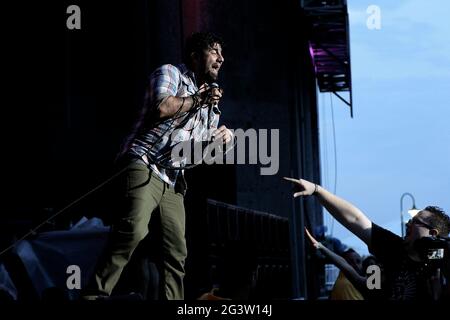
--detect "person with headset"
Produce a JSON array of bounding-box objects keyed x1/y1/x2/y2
[{"x1": 83, "y1": 32, "x2": 232, "y2": 300}]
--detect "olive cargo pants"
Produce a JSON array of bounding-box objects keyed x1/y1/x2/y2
[{"x1": 92, "y1": 161, "x2": 187, "y2": 300}]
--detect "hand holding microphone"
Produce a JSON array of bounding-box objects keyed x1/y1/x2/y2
[
  {"x1": 194, "y1": 82, "x2": 223, "y2": 109},
  {"x1": 209, "y1": 83, "x2": 224, "y2": 108}
]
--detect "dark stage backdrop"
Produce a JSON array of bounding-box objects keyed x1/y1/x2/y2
[{"x1": 3, "y1": 0, "x2": 323, "y2": 300}]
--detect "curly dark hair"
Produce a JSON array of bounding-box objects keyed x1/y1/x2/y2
[
  {"x1": 423, "y1": 206, "x2": 450, "y2": 236},
  {"x1": 183, "y1": 32, "x2": 224, "y2": 65}
]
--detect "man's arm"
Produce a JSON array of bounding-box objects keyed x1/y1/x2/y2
[
  {"x1": 284, "y1": 177, "x2": 372, "y2": 246},
  {"x1": 305, "y1": 228, "x2": 366, "y2": 290},
  {"x1": 149, "y1": 64, "x2": 223, "y2": 118},
  {"x1": 158, "y1": 96, "x2": 197, "y2": 118},
  {"x1": 158, "y1": 86, "x2": 223, "y2": 118}
]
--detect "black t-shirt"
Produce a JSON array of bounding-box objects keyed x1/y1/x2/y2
[{"x1": 369, "y1": 223, "x2": 432, "y2": 300}]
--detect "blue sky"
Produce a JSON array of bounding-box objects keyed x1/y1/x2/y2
[{"x1": 319, "y1": 0, "x2": 450, "y2": 255}]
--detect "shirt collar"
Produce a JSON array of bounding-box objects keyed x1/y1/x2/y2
[{"x1": 177, "y1": 63, "x2": 199, "y2": 90}]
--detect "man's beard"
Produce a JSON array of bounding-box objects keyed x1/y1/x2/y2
[{"x1": 204, "y1": 71, "x2": 218, "y2": 83}]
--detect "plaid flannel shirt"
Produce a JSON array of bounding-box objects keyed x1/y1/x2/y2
[{"x1": 123, "y1": 63, "x2": 221, "y2": 190}]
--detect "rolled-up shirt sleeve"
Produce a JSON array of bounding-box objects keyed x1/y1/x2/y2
[{"x1": 147, "y1": 64, "x2": 181, "y2": 110}]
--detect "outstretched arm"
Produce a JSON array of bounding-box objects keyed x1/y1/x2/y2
[
  {"x1": 284, "y1": 177, "x2": 372, "y2": 246},
  {"x1": 305, "y1": 228, "x2": 366, "y2": 290}
]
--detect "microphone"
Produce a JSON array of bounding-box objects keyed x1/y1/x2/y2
[{"x1": 208, "y1": 82, "x2": 221, "y2": 108}]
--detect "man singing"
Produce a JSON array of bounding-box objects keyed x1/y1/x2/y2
[{"x1": 84, "y1": 32, "x2": 233, "y2": 300}]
